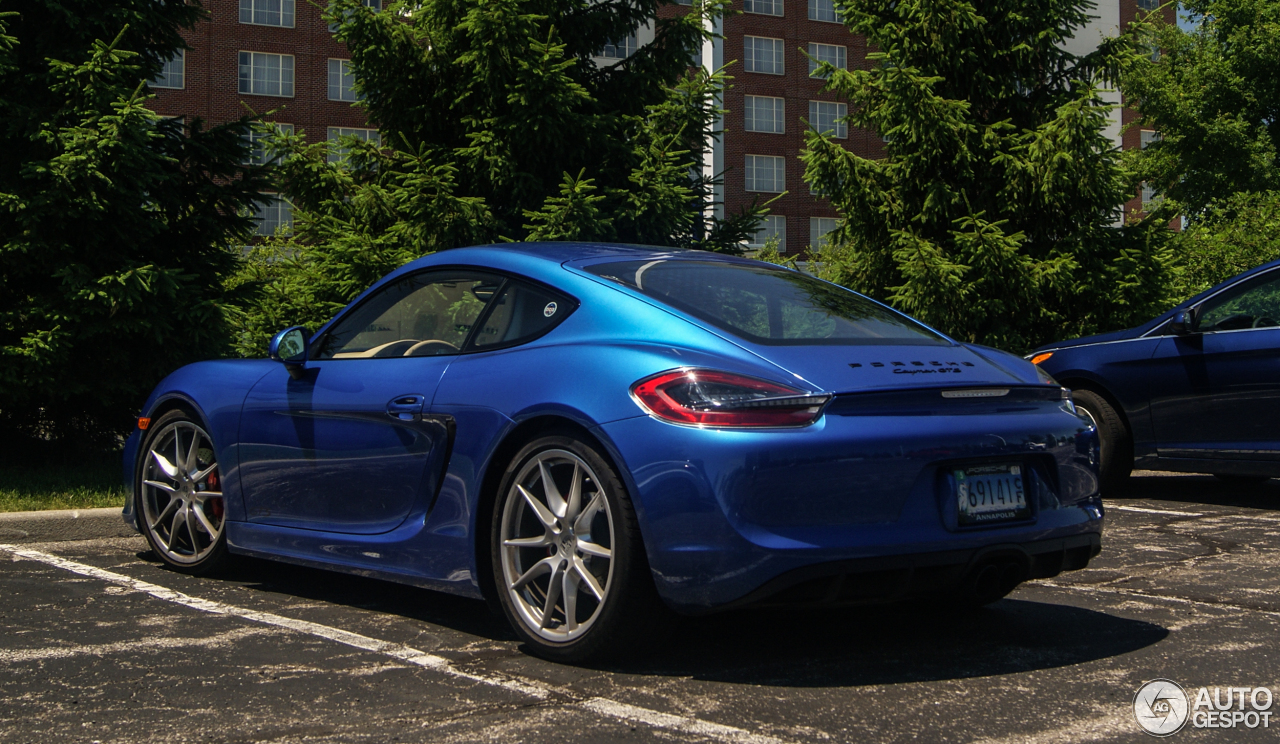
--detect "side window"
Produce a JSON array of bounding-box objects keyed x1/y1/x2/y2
[
  {"x1": 471, "y1": 280, "x2": 571, "y2": 349},
  {"x1": 1197, "y1": 272, "x2": 1280, "y2": 333},
  {"x1": 314, "y1": 271, "x2": 503, "y2": 359}
]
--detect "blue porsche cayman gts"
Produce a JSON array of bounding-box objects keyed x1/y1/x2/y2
[
  {"x1": 124, "y1": 243, "x2": 1102, "y2": 661},
  {"x1": 1031, "y1": 258, "x2": 1280, "y2": 492}
]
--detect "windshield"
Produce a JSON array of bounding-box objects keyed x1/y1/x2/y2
[{"x1": 585, "y1": 259, "x2": 949, "y2": 346}]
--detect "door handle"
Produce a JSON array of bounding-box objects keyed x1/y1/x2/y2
[{"x1": 386, "y1": 394, "x2": 426, "y2": 421}]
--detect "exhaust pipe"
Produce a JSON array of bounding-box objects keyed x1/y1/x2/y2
[{"x1": 967, "y1": 557, "x2": 1028, "y2": 605}]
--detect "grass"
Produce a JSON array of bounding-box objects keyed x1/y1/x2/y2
[{"x1": 0, "y1": 452, "x2": 128, "y2": 512}]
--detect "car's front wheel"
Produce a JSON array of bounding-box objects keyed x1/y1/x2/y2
[
  {"x1": 135, "y1": 410, "x2": 230, "y2": 575},
  {"x1": 1071, "y1": 389, "x2": 1132, "y2": 496},
  {"x1": 491, "y1": 433, "x2": 664, "y2": 663}
]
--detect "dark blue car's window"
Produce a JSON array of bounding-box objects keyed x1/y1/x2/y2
[
  {"x1": 586, "y1": 260, "x2": 947, "y2": 346},
  {"x1": 1197, "y1": 270, "x2": 1280, "y2": 332}
]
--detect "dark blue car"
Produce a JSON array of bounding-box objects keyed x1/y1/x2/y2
[
  {"x1": 125, "y1": 243, "x2": 1102, "y2": 661},
  {"x1": 1031, "y1": 259, "x2": 1280, "y2": 491}
]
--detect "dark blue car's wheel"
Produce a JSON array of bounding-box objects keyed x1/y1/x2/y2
[
  {"x1": 136, "y1": 410, "x2": 230, "y2": 575},
  {"x1": 493, "y1": 433, "x2": 663, "y2": 662},
  {"x1": 1071, "y1": 389, "x2": 1132, "y2": 495}
]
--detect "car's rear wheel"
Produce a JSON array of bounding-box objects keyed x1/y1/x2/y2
[
  {"x1": 136, "y1": 410, "x2": 230, "y2": 575},
  {"x1": 492, "y1": 433, "x2": 664, "y2": 663},
  {"x1": 1071, "y1": 389, "x2": 1132, "y2": 495}
]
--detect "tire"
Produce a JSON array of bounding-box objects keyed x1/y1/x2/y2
[
  {"x1": 490, "y1": 432, "x2": 666, "y2": 663},
  {"x1": 135, "y1": 409, "x2": 231, "y2": 575},
  {"x1": 1071, "y1": 389, "x2": 1132, "y2": 495}
]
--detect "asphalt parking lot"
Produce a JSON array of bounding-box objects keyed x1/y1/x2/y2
[{"x1": 3, "y1": 471, "x2": 1279, "y2": 744}]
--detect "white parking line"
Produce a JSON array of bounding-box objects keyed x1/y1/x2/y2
[
  {"x1": 1035, "y1": 580, "x2": 1280, "y2": 618},
  {"x1": 1, "y1": 544, "x2": 788, "y2": 744},
  {"x1": 1108, "y1": 505, "x2": 1204, "y2": 517}
]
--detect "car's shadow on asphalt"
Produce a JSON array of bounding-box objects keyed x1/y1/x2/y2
[
  {"x1": 1110, "y1": 471, "x2": 1280, "y2": 511},
  {"x1": 137, "y1": 550, "x2": 1167, "y2": 686},
  {"x1": 595, "y1": 599, "x2": 1167, "y2": 686}
]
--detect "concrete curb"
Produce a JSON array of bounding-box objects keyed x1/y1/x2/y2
[{"x1": 0, "y1": 507, "x2": 137, "y2": 544}]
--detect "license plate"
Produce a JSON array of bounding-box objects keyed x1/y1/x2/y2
[{"x1": 955, "y1": 463, "x2": 1030, "y2": 525}]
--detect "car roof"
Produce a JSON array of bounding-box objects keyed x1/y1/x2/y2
[
  {"x1": 410, "y1": 242, "x2": 691, "y2": 268},
  {"x1": 311, "y1": 243, "x2": 757, "y2": 339}
]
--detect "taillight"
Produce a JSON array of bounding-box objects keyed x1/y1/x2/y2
[{"x1": 630, "y1": 369, "x2": 830, "y2": 427}]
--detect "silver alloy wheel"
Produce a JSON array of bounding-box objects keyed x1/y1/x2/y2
[
  {"x1": 499, "y1": 449, "x2": 615, "y2": 643},
  {"x1": 140, "y1": 420, "x2": 224, "y2": 565}
]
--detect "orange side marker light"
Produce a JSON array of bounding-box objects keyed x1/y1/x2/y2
[
  {"x1": 1029, "y1": 352, "x2": 1054, "y2": 366},
  {"x1": 137, "y1": 417, "x2": 151, "y2": 431}
]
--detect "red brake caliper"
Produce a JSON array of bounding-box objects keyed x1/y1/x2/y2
[{"x1": 207, "y1": 469, "x2": 224, "y2": 520}]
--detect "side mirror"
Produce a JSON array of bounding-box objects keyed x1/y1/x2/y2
[
  {"x1": 268, "y1": 326, "x2": 309, "y2": 379},
  {"x1": 1170, "y1": 309, "x2": 1197, "y2": 335}
]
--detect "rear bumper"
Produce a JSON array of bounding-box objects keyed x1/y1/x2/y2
[
  {"x1": 598, "y1": 404, "x2": 1102, "y2": 612},
  {"x1": 714, "y1": 532, "x2": 1101, "y2": 613}
]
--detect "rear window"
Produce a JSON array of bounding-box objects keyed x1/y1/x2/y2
[{"x1": 585, "y1": 259, "x2": 948, "y2": 346}]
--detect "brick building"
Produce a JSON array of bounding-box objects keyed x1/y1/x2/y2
[
  {"x1": 150, "y1": 0, "x2": 380, "y2": 236},
  {"x1": 682, "y1": 0, "x2": 1177, "y2": 254},
  {"x1": 151, "y1": 0, "x2": 1172, "y2": 249}
]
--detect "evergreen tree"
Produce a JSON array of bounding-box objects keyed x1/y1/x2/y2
[
  {"x1": 0, "y1": 1, "x2": 268, "y2": 448},
  {"x1": 326, "y1": 0, "x2": 751, "y2": 246},
  {"x1": 801, "y1": 0, "x2": 1175, "y2": 351},
  {"x1": 232, "y1": 0, "x2": 764, "y2": 355}
]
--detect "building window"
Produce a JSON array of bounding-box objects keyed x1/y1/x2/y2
[
  {"x1": 1139, "y1": 134, "x2": 1163, "y2": 205},
  {"x1": 744, "y1": 0, "x2": 783, "y2": 16},
  {"x1": 744, "y1": 95, "x2": 785, "y2": 134},
  {"x1": 328, "y1": 127, "x2": 381, "y2": 163},
  {"x1": 744, "y1": 36, "x2": 784, "y2": 75},
  {"x1": 745, "y1": 154, "x2": 785, "y2": 193},
  {"x1": 808, "y1": 43, "x2": 846, "y2": 78},
  {"x1": 600, "y1": 34, "x2": 638, "y2": 59},
  {"x1": 152, "y1": 49, "x2": 185, "y2": 89},
  {"x1": 254, "y1": 194, "x2": 293, "y2": 236},
  {"x1": 809, "y1": 101, "x2": 847, "y2": 138},
  {"x1": 330, "y1": 0, "x2": 381, "y2": 33},
  {"x1": 1137, "y1": 0, "x2": 1159, "y2": 10},
  {"x1": 748, "y1": 216, "x2": 786, "y2": 249},
  {"x1": 328, "y1": 59, "x2": 359, "y2": 101},
  {"x1": 238, "y1": 52, "x2": 295, "y2": 97},
  {"x1": 809, "y1": 0, "x2": 839, "y2": 23},
  {"x1": 240, "y1": 0, "x2": 295, "y2": 27},
  {"x1": 246, "y1": 123, "x2": 294, "y2": 166},
  {"x1": 810, "y1": 217, "x2": 838, "y2": 250}
]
